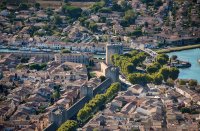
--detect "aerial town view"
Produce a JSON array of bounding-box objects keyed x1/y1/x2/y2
[{"x1": 0, "y1": 0, "x2": 200, "y2": 130}]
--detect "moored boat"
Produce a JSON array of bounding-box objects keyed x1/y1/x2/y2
[
  {"x1": 31, "y1": 48, "x2": 40, "y2": 52},
  {"x1": 20, "y1": 47, "x2": 30, "y2": 51}
]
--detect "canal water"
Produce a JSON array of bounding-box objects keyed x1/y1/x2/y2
[{"x1": 167, "y1": 48, "x2": 200, "y2": 83}]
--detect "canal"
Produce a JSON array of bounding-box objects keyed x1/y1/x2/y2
[{"x1": 167, "y1": 48, "x2": 200, "y2": 83}]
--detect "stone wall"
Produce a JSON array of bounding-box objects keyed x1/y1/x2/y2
[
  {"x1": 65, "y1": 96, "x2": 90, "y2": 119},
  {"x1": 93, "y1": 78, "x2": 111, "y2": 95},
  {"x1": 43, "y1": 122, "x2": 57, "y2": 131},
  {"x1": 45, "y1": 78, "x2": 112, "y2": 131}
]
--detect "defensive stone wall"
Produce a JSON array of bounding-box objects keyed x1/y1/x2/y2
[
  {"x1": 65, "y1": 96, "x2": 90, "y2": 119},
  {"x1": 43, "y1": 122, "x2": 57, "y2": 131},
  {"x1": 45, "y1": 78, "x2": 112, "y2": 131},
  {"x1": 93, "y1": 78, "x2": 111, "y2": 95}
]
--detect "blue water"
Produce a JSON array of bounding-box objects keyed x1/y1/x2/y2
[{"x1": 167, "y1": 48, "x2": 200, "y2": 83}]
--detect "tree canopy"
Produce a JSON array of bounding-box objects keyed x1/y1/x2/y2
[
  {"x1": 62, "y1": 4, "x2": 82, "y2": 19},
  {"x1": 123, "y1": 9, "x2": 137, "y2": 25},
  {"x1": 77, "y1": 82, "x2": 120, "y2": 122},
  {"x1": 57, "y1": 120, "x2": 78, "y2": 131},
  {"x1": 156, "y1": 54, "x2": 169, "y2": 65}
]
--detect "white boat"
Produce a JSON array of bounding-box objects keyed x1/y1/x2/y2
[
  {"x1": 20, "y1": 47, "x2": 30, "y2": 51},
  {"x1": 41, "y1": 49, "x2": 52, "y2": 52},
  {"x1": 31, "y1": 48, "x2": 40, "y2": 52},
  {"x1": 9, "y1": 47, "x2": 18, "y2": 50}
]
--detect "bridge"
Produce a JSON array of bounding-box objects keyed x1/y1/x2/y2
[
  {"x1": 130, "y1": 42, "x2": 158, "y2": 58},
  {"x1": 140, "y1": 48, "x2": 158, "y2": 58}
]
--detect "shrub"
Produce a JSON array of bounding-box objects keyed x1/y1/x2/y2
[{"x1": 188, "y1": 79, "x2": 198, "y2": 86}]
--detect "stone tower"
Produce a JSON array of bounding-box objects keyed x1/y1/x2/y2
[
  {"x1": 80, "y1": 82, "x2": 93, "y2": 98},
  {"x1": 105, "y1": 66, "x2": 119, "y2": 82},
  {"x1": 49, "y1": 107, "x2": 65, "y2": 127},
  {"x1": 106, "y1": 41, "x2": 123, "y2": 65}
]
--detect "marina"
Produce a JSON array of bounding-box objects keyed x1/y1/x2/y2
[{"x1": 167, "y1": 48, "x2": 200, "y2": 83}]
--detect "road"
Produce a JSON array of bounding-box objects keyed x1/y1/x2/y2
[{"x1": 119, "y1": 74, "x2": 132, "y2": 87}]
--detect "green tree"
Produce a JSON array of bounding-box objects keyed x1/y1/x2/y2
[
  {"x1": 89, "y1": 22, "x2": 98, "y2": 32},
  {"x1": 169, "y1": 67, "x2": 179, "y2": 80},
  {"x1": 29, "y1": 63, "x2": 47, "y2": 71},
  {"x1": 28, "y1": 26, "x2": 39, "y2": 37},
  {"x1": 34, "y1": 3, "x2": 40, "y2": 10},
  {"x1": 21, "y1": 57, "x2": 29, "y2": 63},
  {"x1": 180, "y1": 107, "x2": 191, "y2": 113},
  {"x1": 99, "y1": 76, "x2": 106, "y2": 82},
  {"x1": 159, "y1": 67, "x2": 170, "y2": 81},
  {"x1": 62, "y1": 5, "x2": 82, "y2": 19},
  {"x1": 77, "y1": 93, "x2": 107, "y2": 122},
  {"x1": 125, "y1": 63, "x2": 135, "y2": 74},
  {"x1": 166, "y1": 79, "x2": 174, "y2": 86},
  {"x1": 156, "y1": 54, "x2": 169, "y2": 65},
  {"x1": 146, "y1": 63, "x2": 160, "y2": 74},
  {"x1": 0, "y1": 0, "x2": 7, "y2": 10},
  {"x1": 90, "y1": 1, "x2": 105, "y2": 13},
  {"x1": 53, "y1": 14, "x2": 62, "y2": 25},
  {"x1": 154, "y1": 0, "x2": 163, "y2": 9},
  {"x1": 179, "y1": 79, "x2": 187, "y2": 85},
  {"x1": 18, "y1": 3, "x2": 29, "y2": 10},
  {"x1": 57, "y1": 120, "x2": 78, "y2": 131},
  {"x1": 46, "y1": 7, "x2": 53, "y2": 16},
  {"x1": 53, "y1": 91, "x2": 60, "y2": 99},
  {"x1": 61, "y1": 49, "x2": 71, "y2": 53},
  {"x1": 188, "y1": 79, "x2": 198, "y2": 86},
  {"x1": 99, "y1": 7, "x2": 112, "y2": 13},
  {"x1": 129, "y1": 30, "x2": 143, "y2": 37},
  {"x1": 123, "y1": 9, "x2": 137, "y2": 25},
  {"x1": 152, "y1": 73, "x2": 163, "y2": 85},
  {"x1": 104, "y1": 82, "x2": 121, "y2": 100},
  {"x1": 111, "y1": 2, "x2": 122, "y2": 12},
  {"x1": 128, "y1": 73, "x2": 152, "y2": 85}
]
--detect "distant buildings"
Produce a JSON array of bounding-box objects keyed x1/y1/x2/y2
[{"x1": 54, "y1": 53, "x2": 90, "y2": 65}]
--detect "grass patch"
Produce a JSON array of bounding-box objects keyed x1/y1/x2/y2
[{"x1": 156, "y1": 44, "x2": 200, "y2": 53}]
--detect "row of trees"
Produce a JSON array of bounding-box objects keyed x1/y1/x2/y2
[
  {"x1": 128, "y1": 66, "x2": 179, "y2": 85},
  {"x1": 77, "y1": 82, "x2": 121, "y2": 123},
  {"x1": 29, "y1": 63, "x2": 47, "y2": 71},
  {"x1": 179, "y1": 79, "x2": 198, "y2": 86},
  {"x1": 57, "y1": 120, "x2": 78, "y2": 131}
]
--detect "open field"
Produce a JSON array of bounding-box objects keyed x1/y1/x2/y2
[
  {"x1": 69, "y1": 2, "x2": 95, "y2": 9},
  {"x1": 36, "y1": 0, "x2": 63, "y2": 8},
  {"x1": 1, "y1": 0, "x2": 95, "y2": 8},
  {"x1": 156, "y1": 44, "x2": 200, "y2": 53},
  {"x1": 36, "y1": 0, "x2": 95, "y2": 8}
]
